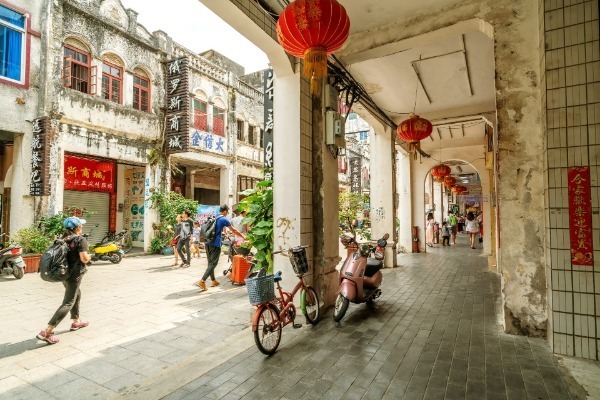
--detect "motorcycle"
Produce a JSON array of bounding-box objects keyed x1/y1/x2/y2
[
  {"x1": 0, "y1": 244, "x2": 26, "y2": 279},
  {"x1": 333, "y1": 233, "x2": 389, "y2": 322},
  {"x1": 84, "y1": 227, "x2": 124, "y2": 264}
]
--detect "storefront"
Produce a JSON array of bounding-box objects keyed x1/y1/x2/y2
[
  {"x1": 63, "y1": 154, "x2": 116, "y2": 244},
  {"x1": 122, "y1": 166, "x2": 146, "y2": 247}
]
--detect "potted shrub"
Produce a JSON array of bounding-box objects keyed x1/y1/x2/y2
[
  {"x1": 239, "y1": 180, "x2": 273, "y2": 273},
  {"x1": 149, "y1": 189, "x2": 199, "y2": 255},
  {"x1": 12, "y1": 227, "x2": 51, "y2": 273}
]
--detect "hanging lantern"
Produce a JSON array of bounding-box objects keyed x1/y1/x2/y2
[
  {"x1": 443, "y1": 176, "x2": 457, "y2": 187},
  {"x1": 432, "y1": 175, "x2": 443, "y2": 183},
  {"x1": 276, "y1": 0, "x2": 350, "y2": 95},
  {"x1": 431, "y1": 163, "x2": 451, "y2": 179},
  {"x1": 452, "y1": 185, "x2": 467, "y2": 194},
  {"x1": 96, "y1": 161, "x2": 113, "y2": 172},
  {"x1": 396, "y1": 114, "x2": 433, "y2": 158}
]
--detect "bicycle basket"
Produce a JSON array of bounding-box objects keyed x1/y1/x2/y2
[
  {"x1": 289, "y1": 247, "x2": 309, "y2": 275},
  {"x1": 245, "y1": 274, "x2": 275, "y2": 304}
]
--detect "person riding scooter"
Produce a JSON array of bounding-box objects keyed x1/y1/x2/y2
[{"x1": 333, "y1": 233, "x2": 389, "y2": 322}]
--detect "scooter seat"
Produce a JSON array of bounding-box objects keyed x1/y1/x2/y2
[{"x1": 365, "y1": 258, "x2": 383, "y2": 277}]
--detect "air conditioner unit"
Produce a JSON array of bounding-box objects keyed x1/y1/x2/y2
[{"x1": 326, "y1": 110, "x2": 344, "y2": 145}]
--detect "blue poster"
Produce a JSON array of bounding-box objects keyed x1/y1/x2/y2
[{"x1": 196, "y1": 205, "x2": 220, "y2": 224}]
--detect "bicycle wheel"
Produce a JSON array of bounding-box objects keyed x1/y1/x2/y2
[
  {"x1": 302, "y1": 286, "x2": 320, "y2": 325},
  {"x1": 333, "y1": 293, "x2": 349, "y2": 322},
  {"x1": 253, "y1": 304, "x2": 282, "y2": 355},
  {"x1": 122, "y1": 234, "x2": 133, "y2": 253}
]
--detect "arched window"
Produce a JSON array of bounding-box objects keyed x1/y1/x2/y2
[
  {"x1": 63, "y1": 38, "x2": 95, "y2": 94},
  {"x1": 133, "y1": 67, "x2": 150, "y2": 112},
  {"x1": 193, "y1": 90, "x2": 208, "y2": 130},
  {"x1": 101, "y1": 53, "x2": 124, "y2": 104}
]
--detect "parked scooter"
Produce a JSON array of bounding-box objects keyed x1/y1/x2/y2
[
  {"x1": 0, "y1": 244, "x2": 26, "y2": 279},
  {"x1": 84, "y1": 227, "x2": 124, "y2": 264},
  {"x1": 333, "y1": 233, "x2": 389, "y2": 322}
]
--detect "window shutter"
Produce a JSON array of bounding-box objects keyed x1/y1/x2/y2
[
  {"x1": 63, "y1": 56, "x2": 72, "y2": 87},
  {"x1": 90, "y1": 65, "x2": 97, "y2": 95}
]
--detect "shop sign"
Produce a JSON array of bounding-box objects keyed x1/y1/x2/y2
[
  {"x1": 196, "y1": 205, "x2": 220, "y2": 224},
  {"x1": 190, "y1": 129, "x2": 227, "y2": 154},
  {"x1": 349, "y1": 157, "x2": 361, "y2": 193},
  {"x1": 568, "y1": 167, "x2": 594, "y2": 266},
  {"x1": 124, "y1": 168, "x2": 145, "y2": 245},
  {"x1": 30, "y1": 117, "x2": 51, "y2": 196},
  {"x1": 166, "y1": 57, "x2": 190, "y2": 154},
  {"x1": 263, "y1": 68, "x2": 274, "y2": 180},
  {"x1": 64, "y1": 155, "x2": 115, "y2": 193}
]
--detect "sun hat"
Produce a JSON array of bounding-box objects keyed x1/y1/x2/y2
[{"x1": 64, "y1": 216, "x2": 87, "y2": 230}]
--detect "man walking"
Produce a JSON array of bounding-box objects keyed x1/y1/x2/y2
[
  {"x1": 196, "y1": 205, "x2": 242, "y2": 290},
  {"x1": 448, "y1": 212, "x2": 458, "y2": 245},
  {"x1": 177, "y1": 210, "x2": 194, "y2": 268}
]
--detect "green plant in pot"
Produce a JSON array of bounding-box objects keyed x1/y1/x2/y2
[
  {"x1": 240, "y1": 180, "x2": 273, "y2": 273},
  {"x1": 12, "y1": 227, "x2": 51, "y2": 254}
]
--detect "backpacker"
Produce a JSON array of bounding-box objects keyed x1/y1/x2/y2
[
  {"x1": 39, "y1": 237, "x2": 73, "y2": 282},
  {"x1": 199, "y1": 215, "x2": 222, "y2": 243}
]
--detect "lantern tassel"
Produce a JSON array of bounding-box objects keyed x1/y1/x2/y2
[{"x1": 304, "y1": 47, "x2": 328, "y2": 95}]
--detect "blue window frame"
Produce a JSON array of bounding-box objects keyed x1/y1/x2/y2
[{"x1": 0, "y1": 3, "x2": 25, "y2": 82}]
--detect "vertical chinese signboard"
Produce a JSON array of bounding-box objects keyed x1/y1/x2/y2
[
  {"x1": 568, "y1": 167, "x2": 594, "y2": 266},
  {"x1": 263, "y1": 69, "x2": 274, "y2": 180},
  {"x1": 166, "y1": 57, "x2": 190, "y2": 154},
  {"x1": 30, "y1": 118, "x2": 51, "y2": 196},
  {"x1": 349, "y1": 157, "x2": 362, "y2": 193},
  {"x1": 124, "y1": 168, "x2": 146, "y2": 246}
]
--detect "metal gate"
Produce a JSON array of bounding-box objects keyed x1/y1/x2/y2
[{"x1": 63, "y1": 190, "x2": 110, "y2": 245}]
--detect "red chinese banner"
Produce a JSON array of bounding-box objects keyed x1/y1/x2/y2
[
  {"x1": 64, "y1": 155, "x2": 115, "y2": 193},
  {"x1": 568, "y1": 167, "x2": 594, "y2": 266}
]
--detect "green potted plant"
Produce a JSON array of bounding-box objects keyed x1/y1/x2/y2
[
  {"x1": 240, "y1": 180, "x2": 273, "y2": 273},
  {"x1": 149, "y1": 189, "x2": 199, "y2": 254},
  {"x1": 12, "y1": 227, "x2": 52, "y2": 273}
]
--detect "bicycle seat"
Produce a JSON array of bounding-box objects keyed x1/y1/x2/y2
[{"x1": 274, "y1": 271, "x2": 283, "y2": 282}]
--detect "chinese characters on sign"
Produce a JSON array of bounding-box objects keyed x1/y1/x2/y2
[
  {"x1": 263, "y1": 69, "x2": 274, "y2": 180},
  {"x1": 124, "y1": 168, "x2": 146, "y2": 245},
  {"x1": 166, "y1": 57, "x2": 190, "y2": 154},
  {"x1": 349, "y1": 157, "x2": 362, "y2": 193},
  {"x1": 64, "y1": 155, "x2": 115, "y2": 193},
  {"x1": 30, "y1": 118, "x2": 51, "y2": 196},
  {"x1": 568, "y1": 167, "x2": 594, "y2": 266},
  {"x1": 189, "y1": 129, "x2": 227, "y2": 154}
]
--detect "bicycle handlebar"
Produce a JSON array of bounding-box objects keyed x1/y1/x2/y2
[{"x1": 272, "y1": 245, "x2": 309, "y2": 255}]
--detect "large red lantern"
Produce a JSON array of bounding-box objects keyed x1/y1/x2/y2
[
  {"x1": 276, "y1": 0, "x2": 350, "y2": 94},
  {"x1": 443, "y1": 176, "x2": 457, "y2": 187},
  {"x1": 96, "y1": 161, "x2": 113, "y2": 172},
  {"x1": 452, "y1": 185, "x2": 467, "y2": 194},
  {"x1": 396, "y1": 114, "x2": 433, "y2": 158},
  {"x1": 431, "y1": 163, "x2": 451, "y2": 179}
]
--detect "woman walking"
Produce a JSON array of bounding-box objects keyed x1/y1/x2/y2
[
  {"x1": 36, "y1": 217, "x2": 91, "y2": 345},
  {"x1": 172, "y1": 215, "x2": 182, "y2": 267},
  {"x1": 464, "y1": 212, "x2": 480, "y2": 249},
  {"x1": 425, "y1": 213, "x2": 435, "y2": 247}
]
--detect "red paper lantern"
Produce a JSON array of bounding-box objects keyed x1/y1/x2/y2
[
  {"x1": 276, "y1": 0, "x2": 350, "y2": 94},
  {"x1": 96, "y1": 161, "x2": 113, "y2": 172},
  {"x1": 443, "y1": 176, "x2": 457, "y2": 187},
  {"x1": 452, "y1": 185, "x2": 467, "y2": 194},
  {"x1": 396, "y1": 114, "x2": 433, "y2": 157},
  {"x1": 431, "y1": 163, "x2": 451, "y2": 179}
]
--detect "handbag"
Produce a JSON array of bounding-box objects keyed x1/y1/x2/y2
[{"x1": 171, "y1": 236, "x2": 180, "y2": 246}]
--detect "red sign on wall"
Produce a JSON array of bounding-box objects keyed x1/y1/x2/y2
[
  {"x1": 568, "y1": 167, "x2": 594, "y2": 266},
  {"x1": 64, "y1": 155, "x2": 115, "y2": 193}
]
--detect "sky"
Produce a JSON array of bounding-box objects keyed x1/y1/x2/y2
[{"x1": 119, "y1": 0, "x2": 269, "y2": 74}]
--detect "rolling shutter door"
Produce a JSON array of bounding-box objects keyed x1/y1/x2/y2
[{"x1": 63, "y1": 190, "x2": 110, "y2": 245}]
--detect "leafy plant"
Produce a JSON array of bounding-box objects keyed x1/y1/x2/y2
[
  {"x1": 240, "y1": 180, "x2": 273, "y2": 273},
  {"x1": 13, "y1": 228, "x2": 52, "y2": 254},
  {"x1": 149, "y1": 189, "x2": 199, "y2": 248},
  {"x1": 149, "y1": 236, "x2": 167, "y2": 254},
  {"x1": 339, "y1": 191, "x2": 370, "y2": 240},
  {"x1": 38, "y1": 207, "x2": 95, "y2": 239}
]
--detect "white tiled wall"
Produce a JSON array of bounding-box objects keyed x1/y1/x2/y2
[{"x1": 544, "y1": 0, "x2": 600, "y2": 360}]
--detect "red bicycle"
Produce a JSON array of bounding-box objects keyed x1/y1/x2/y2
[{"x1": 247, "y1": 246, "x2": 320, "y2": 355}]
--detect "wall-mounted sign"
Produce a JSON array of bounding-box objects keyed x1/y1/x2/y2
[
  {"x1": 568, "y1": 167, "x2": 594, "y2": 266},
  {"x1": 263, "y1": 69, "x2": 274, "y2": 180},
  {"x1": 166, "y1": 57, "x2": 190, "y2": 154},
  {"x1": 124, "y1": 168, "x2": 145, "y2": 246},
  {"x1": 30, "y1": 117, "x2": 51, "y2": 196},
  {"x1": 190, "y1": 129, "x2": 227, "y2": 154},
  {"x1": 349, "y1": 157, "x2": 362, "y2": 193},
  {"x1": 64, "y1": 155, "x2": 115, "y2": 193}
]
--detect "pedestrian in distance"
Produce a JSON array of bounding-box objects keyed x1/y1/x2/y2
[
  {"x1": 36, "y1": 217, "x2": 91, "y2": 345},
  {"x1": 448, "y1": 212, "x2": 458, "y2": 245},
  {"x1": 425, "y1": 212, "x2": 435, "y2": 247},
  {"x1": 191, "y1": 221, "x2": 202, "y2": 258},
  {"x1": 171, "y1": 215, "x2": 182, "y2": 267},
  {"x1": 230, "y1": 210, "x2": 248, "y2": 242},
  {"x1": 195, "y1": 204, "x2": 243, "y2": 291},
  {"x1": 441, "y1": 221, "x2": 451, "y2": 246},
  {"x1": 464, "y1": 212, "x2": 480, "y2": 249},
  {"x1": 177, "y1": 211, "x2": 194, "y2": 268}
]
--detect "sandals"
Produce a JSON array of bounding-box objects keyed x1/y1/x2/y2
[
  {"x1": 37, "y1": 330, "x2": 59, "y2": 345},
  {"x1": 70, "y1": 321, "x2": 89, "y2": 331}
]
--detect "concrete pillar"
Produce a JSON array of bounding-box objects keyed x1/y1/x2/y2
[
  {"x1": 433, "y1": 180, "x2": 442, "y2": 225},
  {"x1": 10, "y1": 134, "x2": 35, "y2": 231},
  {"x1": 396, "y1": 149, "x2": 413, "y2": 253},
  {"x1": 219, "y1": 167, "x2": 230, "y2": 207},
  {"x1": 143, "y1": 164, "x2": 157, "y2": 251},
  {"x1": 369, "y1": 126, "x2": 396, "y2": 267}
]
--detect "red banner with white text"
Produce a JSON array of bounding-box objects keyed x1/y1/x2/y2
[
  {"x1": 568, "y1": 167, "x2": 594, "y2": 266},
  {"x1": 64, "y1": 155, "x2": 115, "y2": 193}
]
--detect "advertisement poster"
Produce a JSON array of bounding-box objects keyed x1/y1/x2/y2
[
  {"x1": 124, "y1": 168, "x2": 146, "y2": 247},
  {"x1": 196, "y1": 205, "x2": 220, "y2": 224},
  {"x1": 568, "y1": 167, "x2": 593, "y2": 266}
]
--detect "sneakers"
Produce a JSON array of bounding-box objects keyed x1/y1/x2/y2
[
  {"x1": 211, "y1": 280, "x2": 220, "y2": 287},
  {"x1": 195, "y1": 280, "x2": 207, "y2": 291},
  {"x1": 36, "y1": 330, "x2": 59, "y2": 345},
  {"x1": 70, "y1": 321, "x2": 89, "y2": 331}
]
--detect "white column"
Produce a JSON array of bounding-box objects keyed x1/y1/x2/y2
[
  {"x1": 143, "y1": 164, "x2": 157, "y2": 251},
  {"x1": 10, "y1": 134, "x2": 35, "y2": 231},
  {"x1": 219, "y1": 166, "x2": 230, "y2": 207},
  {"x1": 411, "y1": 156, "x2": 428, "y2": 252},
  {"x1": 369, "y1": 126, "x2": 396, "y2": 267},
  {"x1": 433, "y1": 181, "x2": 442, "y2": 226},
  {"x1": 396, "y1": 149, "x2": 413, "y2": 253}
]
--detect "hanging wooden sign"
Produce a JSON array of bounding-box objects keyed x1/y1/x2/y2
[
  {"x1": 165, "y1": 57, "x2": 190, "y2": 154},
  {"x1": 30, "y1": 117, "x2": 51, "y2": 196}
]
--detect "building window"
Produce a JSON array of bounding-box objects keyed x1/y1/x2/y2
[
  {"x1": 237, "y1": 176, "x2": 259, "y2": 200},
  {"x1": 133, "y1": 74, "x2": 150, "y2": 112},
  {"x1": 0, "y1": 3, "x2": 25, "y2": 84},
  {"x1": 193, "y1": 99, "x2": 207, "y2": 130},
  {"x1": 259, "y1": 129, "x2": 264, "y2": 148},
  {"x1": 63, "y1": 46, "x2": 95, "y2": 94},
  {"x1": 248, "y1": 126, "x2": 256, "y2": 146},
  {"x1": 213, "y1": 106, "x2": 224, "y2": 136},
  {"x1": 101, "y1": 61, "x2": 122, "y2": 104},
  {"x1": 237, "y1": 120, "x2": 244, "y2": 141}
]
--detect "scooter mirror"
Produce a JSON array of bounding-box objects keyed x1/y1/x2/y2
[{"x1": 383, "y1": 233, "x2": 390, "y2": 240}]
